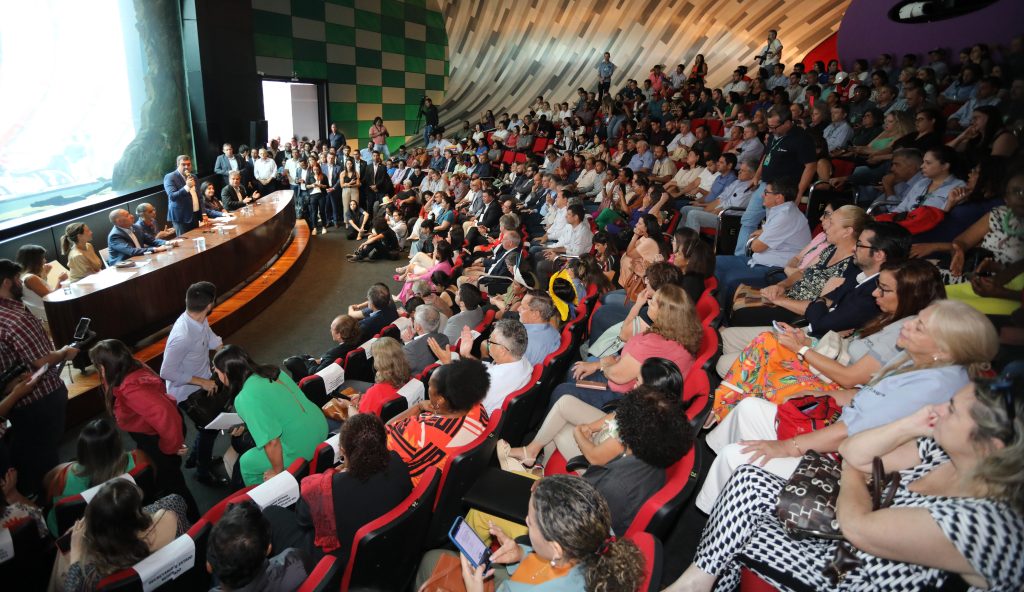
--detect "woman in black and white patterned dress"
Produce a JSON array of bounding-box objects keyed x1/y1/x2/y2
[{"x1": 666, "y1": 377, "x2": 1024, "y2": 592}]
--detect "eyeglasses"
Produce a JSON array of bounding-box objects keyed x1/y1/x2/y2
[
  {"x1": 486, "y1": 339, "x2": 506, "y2": 350},
  {"x1": 821, "y1": 211, "x2": 833, "y2": 219},
  {"x1": 763, "y1": 190, "x2": 782, "y2": 196},
  {"x1": 875, "y1": 283, "x2": 895, "y2": 295},
  {"x1": 855, "y1": 241, "x2": 874, "y2": 251}
]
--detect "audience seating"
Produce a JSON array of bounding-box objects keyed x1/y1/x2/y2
[
  {"x1": 310, "y1": 436, "x2": 339, "y2": 474},
  {"x1": 380, "y1": 396, "x2": 409, "y2": 422},
  {"x1": 630, "y1": 531, "x2": 664, "y2": 592},
  {"x1": 683, "y1": 366, "x2": 713, "y2": 427},
  {"x1": 340, "y1": 468, "x2": 441, "y2": 591},
  {"x1": 297, "y1": 358, "x2": 345, "y2": 407},
  {"x1": 0, "y1": 518, "x2": 54, "y2": 588},
  {"x1": 296, "y1": 555, "x2": 341, "y2": 592},
  {"x1": 492, "y1": 364, "x2": 545, "y2": 446},
  {"x1": 694, "y1": 325, "x2": 721, "y2": 373},
  {"x1": 53, "y1": 462, "x2": 157, "y2": 536},
  {"x1": 425, "y1": 418, "x2": 500, "y2": 546},
  {"x1": 377, "y1": 323, "x2": 402, "y2": 341},
  {"x1": 624, "y1": 445, "x2": 702, "y2": 540},
  {"x1": 695, "y1": 290, "x2": 721, "y2": 328},
  {"x1": 342, "y1": 347, "x2": 373, "y2": 382}
]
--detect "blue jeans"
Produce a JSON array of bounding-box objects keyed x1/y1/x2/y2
[
  {"x1": 735, "y1": 182, "x2": 767, "y2": 255},
  {"x1": 715, "y1": 255, "x2": 782, "y2": 309},
  {"x1": 423, "y1": 124, "x2": 434, "y2": 146},
  {"x1": 548, "y1": 370, "x2": 624, "y2": 410}
]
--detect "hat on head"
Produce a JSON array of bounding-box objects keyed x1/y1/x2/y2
[
  {"x1": 834, "y1": 72, "x2": 848, "y2": 83},
  {"x1": 548, "y1": 269, "x2": 579, "y2": 322}
]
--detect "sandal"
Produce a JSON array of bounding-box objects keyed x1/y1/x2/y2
[{"x1": 497, "y1": 440, "x2": 537, "y2": 472}]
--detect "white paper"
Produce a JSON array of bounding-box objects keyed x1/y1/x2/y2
[
  {"x1": 247, "y1": 470, "x2": 300, "y2": 509},
  {"x1": 315, "y1": 363, "x2": 345, "y2": 394},
  {"x1": 133, "y1": 534, "x2": 196, "y2": 592},
  {"x1": 325, "y1": 433, "x2": 341, "y2": 464},
  {"x1": 45, "y1": 260, "x2": 69, "y2": 288},
  {"x1": 397, "y1": 379, "x2": 424, "y2": 406},
  {"x1": 392, "y1": 316, "x2": 413, "y2": 333},
  {"x1": 204, "y1": 412, "x2": 243, "y2": 430},
  {"x1": 80, "y1": 473, "x2": 135, "y2": 504},
  {"x1": 360, "y1": 337, "x2": 379, "y2": 358},
  {"x1": 0, "y1": 528, "x2": 12, "y2": 564}
]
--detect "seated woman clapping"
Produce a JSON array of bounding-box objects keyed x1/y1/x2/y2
[
  {"x1": 666, "y1": 377, "x2": 1024, "y2": 592},
  {"x1": 416, "y1": 475, "x2": 645, "y2": 592},
  {"x1": 552, "y1": 284, "x2": 701, "y2": 410},
  {"x1": 57, "y1": 480, "x2": 190, "y2": 592},
  {"x1": 385, "y1": 359, "x2": 490, "y2": 485},
  {"x1": 712, "y1": 259, "x2": 945, "y2": 424},
  {"x1": 696, "y1": 299, "x2": 999, "y2": 512}
]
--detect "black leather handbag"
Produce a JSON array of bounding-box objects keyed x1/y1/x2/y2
[{"x1": 180, "y1": 385, "x2": 233, "y2": 429}]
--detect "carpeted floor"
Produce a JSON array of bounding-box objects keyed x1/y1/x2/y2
[{"x1": 58, "y1": 224, "x2": 400, "y2": 513}]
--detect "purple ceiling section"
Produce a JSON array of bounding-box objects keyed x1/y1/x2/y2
[{"x1": 836, "y1": 0, "x2": 1024, "y2": 67}]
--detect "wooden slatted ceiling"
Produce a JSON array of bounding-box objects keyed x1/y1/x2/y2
[{"x1": 433, "y1": 0, "x2": 849, "y2": 131}]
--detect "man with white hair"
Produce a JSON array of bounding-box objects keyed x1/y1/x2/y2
[{"x1": 402, "y1": 304, "x2": 450, "y2": 374}]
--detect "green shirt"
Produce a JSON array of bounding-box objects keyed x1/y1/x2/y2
[
  {"x1": 235, "y1": 373, "x2": 328, "y2": 485},
  {"x1": 46, "y1": 454, "x2": 137, "y2": 535}
]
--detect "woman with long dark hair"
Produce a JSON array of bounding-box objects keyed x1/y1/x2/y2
[
  {"x1": 212, "y1": 345, "x2": 327, "y2": 486},
  {"x1": 88, "y1": 339, "x2": 197, "y2": 520}
]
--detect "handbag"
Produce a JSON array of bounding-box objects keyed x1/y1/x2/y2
[
  {"x1": 180, "y1": 386, "x2": 234, "y2": 429},
  {"x1": 807, "y1": 331, "x2": 851, "y2": 384},
  {"x1": 775, "y1": 395, "x2": 843, "y2": 441},
  {"x1": 777, "y1": 452, "x2": 901, "y2": 583},
  {"x1": 419, "y1": 551, "x2": 495, "y2": 592}
]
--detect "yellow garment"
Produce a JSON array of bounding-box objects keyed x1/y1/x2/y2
[
  {"x1": 946, "y1": 273, "x2": 1024, "y2": 316},
  {"x1": 465, "y1": 471, "x2": 538, "y2": 544}
]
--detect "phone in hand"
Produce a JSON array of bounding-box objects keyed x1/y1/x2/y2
[
  {"x1": 73, "y1": 317, "x2": 91, "y2": 342},
  {"x1": 449, "y1": 516, "x2": 491, "y2": 570},
  {"x1": 772, "y1": 320, "x2": 786, "y2": 333}
]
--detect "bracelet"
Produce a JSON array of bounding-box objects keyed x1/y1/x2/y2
[
  {"x1": 791, "y1": 438, "x2": 803, "y2": 455},
  {"x1": 797, "y1": 345, "x2": 811, "y2": 360}
]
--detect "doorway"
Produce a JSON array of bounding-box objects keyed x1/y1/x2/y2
[{"x1": 261, "y1": 80, "x2": 323, "y2": 144}]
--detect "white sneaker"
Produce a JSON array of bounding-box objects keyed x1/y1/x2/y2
[
  {"x1": 311, "y1": 229, "x2": 318, "y2": 236},
  {"x1": 321, "y1": 227, "x2": 328, "y2": 234}
]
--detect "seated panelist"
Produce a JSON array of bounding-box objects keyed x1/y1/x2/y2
[
  {"x1": 221, "y1": 170, "x2": 261, "y2": 210},
  {"x1": 133, "y1": 202, "x2": 176, "y2": 242},
  {"x1": 106, "y1": 208, "x2": 171, "y2": 266}
]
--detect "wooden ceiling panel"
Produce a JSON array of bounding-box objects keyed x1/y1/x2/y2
[{"x1": 431, "y1": 0, "x2": 847, "y2": 132}]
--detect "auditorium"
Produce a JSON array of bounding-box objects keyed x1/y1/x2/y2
[{"x1": 0, "y1": 0, "x2": 1022, "y2": 589}]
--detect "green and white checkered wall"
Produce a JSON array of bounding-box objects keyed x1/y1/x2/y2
[{"x1": 251, "y1": 0, "x2": 449, "y2": 152}]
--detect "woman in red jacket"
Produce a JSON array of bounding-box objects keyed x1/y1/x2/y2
[{"x1": 89, "y1": 339, "x2": 198, "y2": 521}]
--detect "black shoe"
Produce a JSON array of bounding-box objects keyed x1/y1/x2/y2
[
  {"x1": 184, "y1": 454, "x2": 197, "y2": 469},
  {"x1": 194, "y1": 471, "x2": 230, "y2": 487}
]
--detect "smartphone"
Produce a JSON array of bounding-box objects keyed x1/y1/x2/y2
[
  {"x1": 55, "y1": 530, "x2": 72, "y2": 554},
  {"x1": 448, "y1": 516, "x2": 491, "y2": 570},
  {"x1": 72, "y1": 318, "x2": 91, "y2": 342},
  {"x1": 30, "y1": 363, "x2": 49, "y2": 382},
  {"x1": 772, "y1": 320, "x2": 786, "y2": 333}
]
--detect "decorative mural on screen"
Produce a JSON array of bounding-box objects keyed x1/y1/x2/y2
[{"x1": 250, "y1": 0, "x2": 449, "y2": 151}]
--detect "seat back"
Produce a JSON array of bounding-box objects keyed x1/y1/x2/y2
[
  {"x1": 703, "y1": 275, "x2": 718, "y2": 294},
  {"x1": 378, "y1": 324, "x2": 402, "y2": 341},
  {"x1": 426, "y1": 420, "x2": 500, "y2": 545},
  {"x1": 343, "y1": 348, "x2": 373, "y2": 382},
  {"x1": 629, "y1": 532, "x2": 663, "y2": 592},
  {"x1": 682, "y1": 368, "x2": 712, "y2": 427},
  {"x1": 55, "y1": 462, "x2": 156, "y2": 535},
  {"x1": 534, "y1": 329, "x2": 574, "y2": 425},
  {"x1": 297, "y1": 555, "x2": 340, "y2": 592},
  {"x1": 95, "y1": 533, "x2": 203, "y2": 591},
  {"x1": 805, "y1": 186, "x2": 853, "y2": 232},
  {"x1": 624, "y1": 445, "x2": 701, "y2": 540},
  {"x1": 380, "y1": 396, "x2": 409, "y2": 422},
  {"x1": 694, "y1": 325, "x2": 720, "y2": 372},
  {"x1": 494, "y1": 365, "x2": 544, "y2": 447},
  {"x1": 298, "y1": 374, "x2": 329, "y2": 407},
  {"x1": 342, "y1": 468, "x2": 441, "y2": 591},
  {"x1": 695, "y1": 290, "x2": 720, "y2": 328},
  {"x1": 714, "y1": 214, "x2": 743, "y2": 255},
  {"x1": 0, "y1": 518, "x2": 54, "y2": 588},
  {"x1": 310, "y1": 439, "x2": 339, "y2": 474}
]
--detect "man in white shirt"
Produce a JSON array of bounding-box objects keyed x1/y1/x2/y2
[
  {"x1": 253, "y1": 148, "x2": 278, "y2": 196},
  {"x1": 667, "y1": 120, "x2": 697, "y2": 153},
  {"x1": 756, "y1": 30, "x2": 783, "y2": 68},
  {"x1": 535, "y1": 189, "x2": 568, "y2": 247},
  {"x1": 284, "y1": 149, "x2": 303, "y2": 193},
  {"x1": 682, "y1": 157, "x2": 756, "y2": 232},
  {"x1": 537, "y1": 203, "x2": 593, "y2": 286},
  {"x1": 731, "y1": 125, "x2": 765, "y2": 162},
  {"x1": 722, "y1": 70, "x2": 750, "y2": 96}
]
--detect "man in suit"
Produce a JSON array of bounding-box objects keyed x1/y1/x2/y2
[
  {"x1": 163, "y1": 154, "x2": 202, "y2": 235},
  {"x1": 321, "y1": 153, "x2": 343, "y2": 227},
  {"x1": 213, "y1": 143, "x2": 245, "y2": 187},
  {"x1": 221, "y1": 171, "x2": 261, "y2": 210},
  {"x1": 133, "y1": 202, "x2": 176, "y2": 243},
  {"x1": 402, "y1": 304, "x2": 449, "y2": 375},
  {"x1": 464, "y1": 188, "x2": 503, "y2": 248},
  {"x1": 365, "y1": 150, "x2": 393, "y2": 212},
  {"x1": 106, "y1": 208, "x2": 171, "y2": 265}
]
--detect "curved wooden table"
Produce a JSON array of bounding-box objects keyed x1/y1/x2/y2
[{"x1": 45, "y1": 191, "x2": 297, "y2": 348}]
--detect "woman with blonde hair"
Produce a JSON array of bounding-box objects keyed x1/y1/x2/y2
[
  {"x1": 550, "y1": 284, "x2": 702, "y2": 409},
  {"x1": 349, "y1": 337, "x2": 421, "y2": 417},
  {"x1": 61, "y1": 223, "x2": 103, "y2": 282},
  {"x1": 696, "y1": 299, "x2": 999, "y2": 512},
  {"x1": 829, "y1": 110, "x2": 914, "y2": 187}
]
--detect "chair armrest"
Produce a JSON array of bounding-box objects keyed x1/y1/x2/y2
[
  {"x1": 564, "y1": 455, "x2": 592, "y2": 472},
  {"x1": 866, "y1": 197, "x2": 902, "y2": 215}
]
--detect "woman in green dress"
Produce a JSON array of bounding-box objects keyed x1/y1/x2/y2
[{"x1": 213, "y1": 345, "x2": 328, "y2": 486}]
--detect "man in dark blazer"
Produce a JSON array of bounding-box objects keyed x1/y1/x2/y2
[
  {"x1": 321, "y1": 153, "x2": 343, "y2": 227},
  {"x1": 465, "y1": 188, "x2": 503, "y2": 249},
  {"x1": 106, "y1": 208, "x2": 169, "y2": 265},
  {"x1": 163, "y1": 155, "x2": 201, "y2": 235},
  {"x1": 213, "y1": 143, "x2": 245, "y2": 186},
  {"x1": 803, "y1": 222, "x2": 911, "y2": 337},
  {"x1": 365, "y1": 150, "x2": 394, "y2": 211},
  {"x1": 402, "y1": 304, "x2": 449, "y2": 375},
  {"x1": 221, "y1": 171, "x2": 261, "y2": 210}
]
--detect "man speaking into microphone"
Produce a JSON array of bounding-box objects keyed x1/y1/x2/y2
[{"x1": 163, "y1": 154, "x2": 203, "y2": 235}]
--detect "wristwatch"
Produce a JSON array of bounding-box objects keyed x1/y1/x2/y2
[{"x1": 797, "y1": 345, "x2": 811, "y2": 360}]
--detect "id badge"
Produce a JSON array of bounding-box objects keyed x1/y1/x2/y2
[{"x1": 763, "y1": 152, "x2": 772, "y2": 166}]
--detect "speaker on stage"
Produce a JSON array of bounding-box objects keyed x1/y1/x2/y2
[{"x1": 250, "y1": 120, "x2": 268, "y2": 149}]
